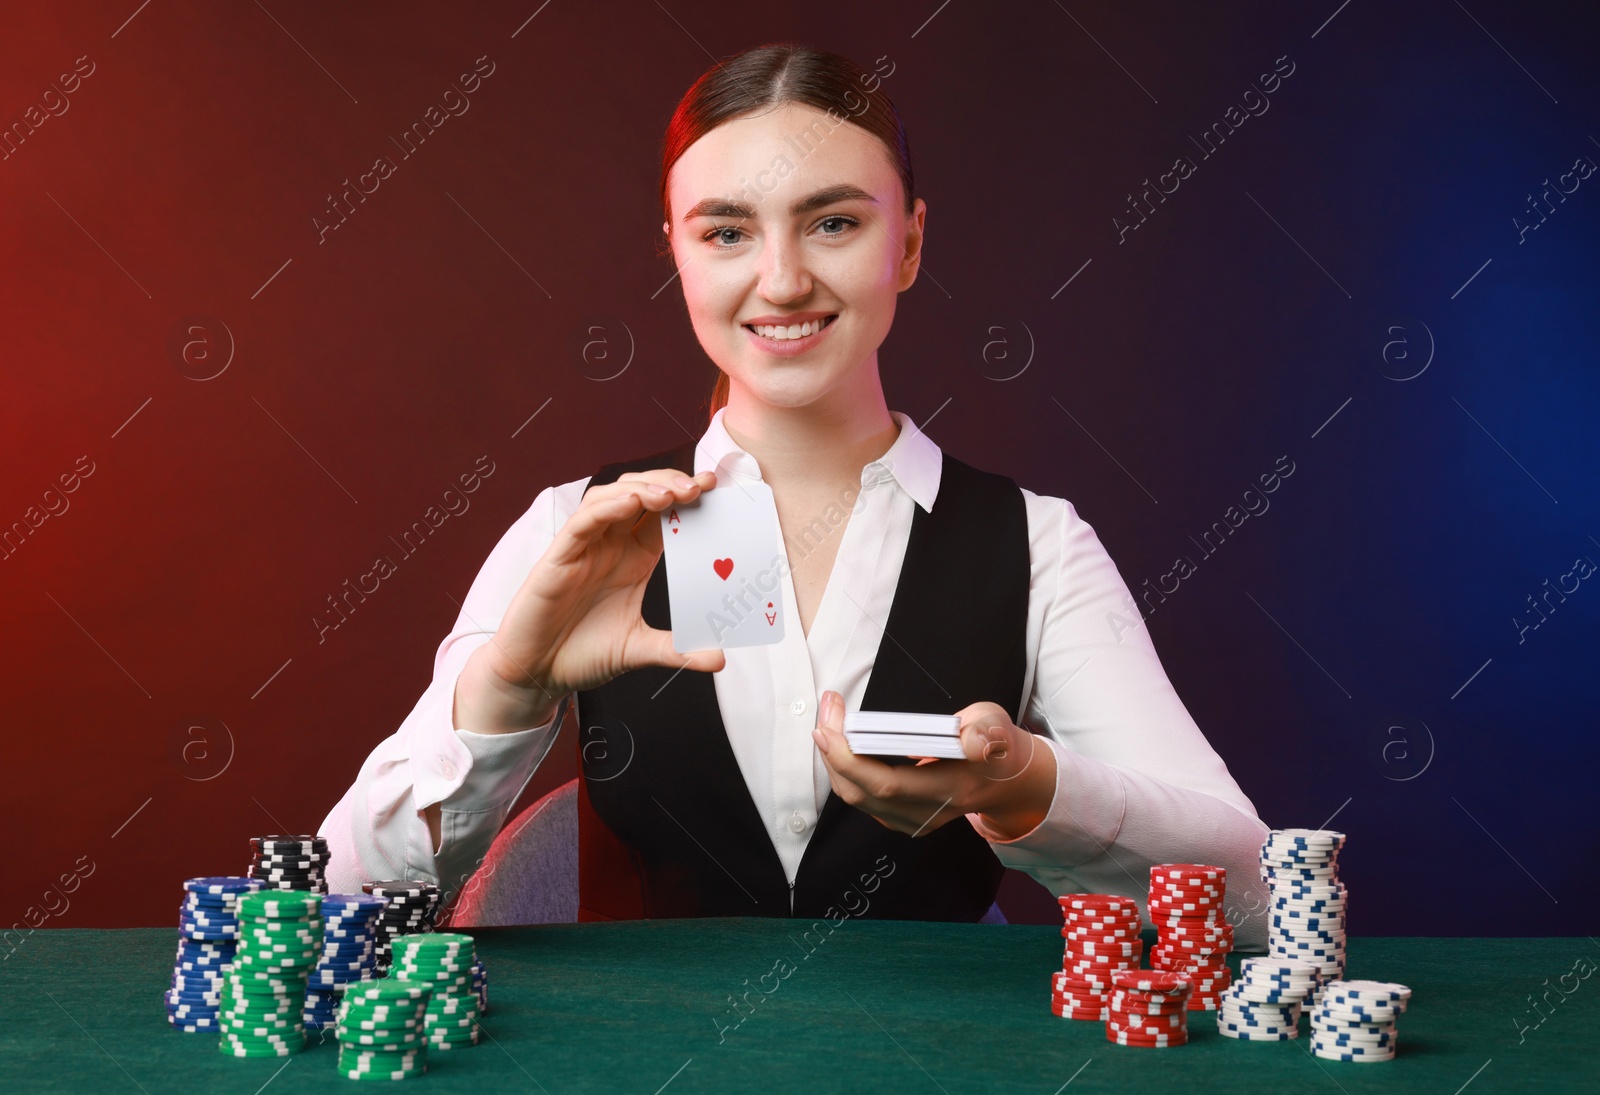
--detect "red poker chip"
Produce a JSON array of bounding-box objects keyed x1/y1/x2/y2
[
  {"x1": 1156, "y1": 925, "x2": 1233, "y2": 941},
  {"x1": 1148, "y1": 900, "x2": 1223, "y2": 917},
  {"x1": 1149, "y1": 878, "x2": 1225, "y2": 893},
  {"x1": 1149, "y1": 964, "x2": 1228, "y2": 979},
  {"x1": 1153, "y1": 934, "x2": 1232, "y2": 949},
  {"x1": 1051, "y1": 974, "x2": 1104, "y2": 990},
  {"x1": 1063, "y1": 935, "x2": 1144, "y2": 950},
  {"x1": 1151, "y1": 863, "x2": 1225, "y2": 880},
  {"x1": 1063, "y1": 945, "x2": 1140, "y2": 961},
  {"x1": 1109, "y1": 990, "x2": 1191, "y2": 1006},
  {"x1": 1110, "y1": 970, "x2": 1189, "y2": 992},
  {"x1": 1053, "y1": 996, "x2": 1106, "y2": 1012},
  {"x1": 1158, "y1": 913, "x2": 1232, "y2": 927},
  {"x1": 1061, "y1": 893, "x2": 1139, "y2": 910},
  {"x1": 1149, "y1": 889, "x2": 1223, "y2": 904},
  {"x1": 1062, "y1": 916, "x2": 1142, "y2": 932},
  {"x1": 1050, "y1": 1003, "x2": 1106, "y2": 1021},
  {"x1": 1185, "y1": 994, "x2": 1225, "y2": 1011},
  {"x1": 1064, "y1": 963, "x2": 1139, "y2": 978},
  {"x1": 1109, "y1": 992, "x2": 1190, "y2": 1011},
  {"x1": 1113, "y1": 1011, "x2": 1190, "y2": 1030},
  {"x1": 1064, "y1": 928, "x2": 1141, "y2": 942},
  {"x1": 1106, "y1": 1029, "x2": 1189, "y2": 1047},
  {"x1": 1107, "y1": 1019, "x2": 1185, "y2": 1038},
  {"x1": 1063, "y1": 950, "x2": 1139, "y2": 966}
]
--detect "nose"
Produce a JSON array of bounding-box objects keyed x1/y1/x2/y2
[{"x1": 755, "y1": 230, "x2": 813, "y2": 304}]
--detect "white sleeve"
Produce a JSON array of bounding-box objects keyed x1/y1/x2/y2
[
  {"x1": 320, "y1": 472, "x2": 592, "y2": 903},
  {"x1": 967, "y1": 490, "x2": 1272, "y2": 950}
]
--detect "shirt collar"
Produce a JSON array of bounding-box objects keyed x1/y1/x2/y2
[{"x1": 694, "y1": 406, "x2": 943, "y2": 513}]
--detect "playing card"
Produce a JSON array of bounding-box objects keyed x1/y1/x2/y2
[{"x1": 659, "y1": 476, "x2": 787, "y2": 651}]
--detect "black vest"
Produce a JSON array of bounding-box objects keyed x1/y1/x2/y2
[{"x1": 572, "y1": 436, "x2": 1032, "y2": 921}]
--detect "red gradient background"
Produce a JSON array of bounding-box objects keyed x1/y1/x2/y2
[{"x1": 5, "y1": 2, "x2": 1598, "y2": 935}]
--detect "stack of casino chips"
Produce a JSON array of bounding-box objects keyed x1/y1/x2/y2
[
  {"x1": 335, "y1": 979, "x2": 433, "y2": 1080},
  {"x1": 392, "y1": 933, "x2": 482, "y2": 1050},
  {"x1": 1106, "y1": 969, "x2": 1192, "y2": 1047},
  {"x1": 1217, "y1": 957, "x2": 1319, "y2": 1040},
  {"x1": 304, "y1": 893, "x2": 386, "y2": 1029},
  {"x1": 471, "y1": 957, "x2": 489, "y2": 1014},
  {"x1": 362, "y1": 880, "x2": 441, "y2": 973},
  {"x1": 1259, "y1": 829, "x2": 1347, "y2": 990},
  {"x1": 1309, "y1": 979, "x2": 1410, "y2": 1062},
  {"x1": 248, "y1": 835, "x2": 330, "y2": 895},
  {"x1": 216, "y1": 890, "x2": 323, "y2": 1058},
  {"x1": 167, "y1": 876, "x2": 260, "y2": 1032},
  {"x1": 1146, "y1": 864, "x2": 1233, "y2": 1009},
  {"x1": 1051, "y1": 894, "x2": 1143, "y2": 1021}
]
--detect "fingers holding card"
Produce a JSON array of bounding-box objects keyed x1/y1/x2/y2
[{"x1": 659, "y1": 477, "x2": 788, "y2": 652}]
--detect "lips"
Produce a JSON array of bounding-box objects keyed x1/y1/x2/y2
[
  {"x1": 742, "y1": 314, "x2": 838, "y2": 340},
  {"x1": 741, "y1": 314, "x2": 840, "y2": 356}
]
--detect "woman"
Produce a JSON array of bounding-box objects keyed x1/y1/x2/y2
[{"x1": 323, "y1": 43, "x2": 1271, "y2": 941}]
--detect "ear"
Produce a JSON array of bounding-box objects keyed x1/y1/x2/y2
[{"x1": 897, "y1": 197, "x2": 927, "y2": 292}]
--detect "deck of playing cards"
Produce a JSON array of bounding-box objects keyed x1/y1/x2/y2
[{"x1": 843, "y1": 711, "x2": 966, "y2": 759}]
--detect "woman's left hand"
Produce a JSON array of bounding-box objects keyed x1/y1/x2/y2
[{"x1": 811, "y1": 690, "x2": 1058, "y2": 840}]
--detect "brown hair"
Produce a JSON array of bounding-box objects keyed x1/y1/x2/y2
[{"x1": 657, "y1": 43, "x2": 915, "y2": 424}]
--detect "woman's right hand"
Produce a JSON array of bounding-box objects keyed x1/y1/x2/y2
[{"x1": 453, "y1": 467, "x2": 726, "y2": 733}]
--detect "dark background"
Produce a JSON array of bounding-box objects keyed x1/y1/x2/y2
[{"x1": 3, "y1": 1, "x2": 1596, "y2": 936}]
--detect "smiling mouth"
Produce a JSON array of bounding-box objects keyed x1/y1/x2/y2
[{"x1": 742, "y1": 315, "x2": 838, "y2": 341}]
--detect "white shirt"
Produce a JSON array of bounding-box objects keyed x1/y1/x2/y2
[{"x1": 322, "y1": 407, "x2": 1272, "y2": 947}]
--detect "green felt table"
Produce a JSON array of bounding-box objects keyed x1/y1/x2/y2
[{"x1": 1, "y1": 921, "x2": 1592, "y2": 1094}]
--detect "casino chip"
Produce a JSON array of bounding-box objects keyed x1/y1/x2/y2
[
  {"x1": 362, "y1": 880, "x2": 442, "y2": 974},
  {"x1": 1308, "y1": 979, "x2": 1410, "y2": 1062},
  {"x1": 393, "y1": 933, "x2": 483, "y2": 1050},
  {"x1": 1050, "y1": 894, "x2": 1143, "y2": 1022},
  {"x1": 166, "y1": 877, "x2": 260, "y2": 1032},
  {"x1": 216, "y1": 889, "x2": 323, "y2": 1058},
  {"x1": 304, "y1": 893, "x2": 385, "y2": 1029},
  {"x1": 1258, "y1": 830, "x2": 1347, "y2": 993},
  {"x1": 1106, "y1": 968, "x2": 1192, "y2": 1047},
  {"x1": 249, "y1": 835, "x2": 330, "y2": 896},
  {"x1": 336, "y1": 979, "x2": 433, "y2": 1079},
  {"x1": 1146, "y1": 864, "x2": 1231, "y2": 1011},
  {"x1": 1216, "y1": 957, "x2": 1319, "y2": 1041}
]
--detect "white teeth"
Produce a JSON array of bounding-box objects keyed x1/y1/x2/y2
[{"x1": 749, "y1": 317, "x2": 832, "y2": 340}]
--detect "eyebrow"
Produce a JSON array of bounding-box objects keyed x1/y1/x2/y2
[{"x1": 681, "y1": 184, "x2": 879, "y2": 223}]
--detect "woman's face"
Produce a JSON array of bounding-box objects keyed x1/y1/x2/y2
[{"x1": 665, "y1": 101, "x2": 926, "y2": 409}]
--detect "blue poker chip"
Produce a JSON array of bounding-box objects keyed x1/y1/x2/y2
[
  {"x1": 166, "y1": 1003, "x2": 221, "y2": 1018},
  {"x1": 318, "y1": 946, "x2": 375, "y2": 961},
  {"x1": 170, "y1": 974, "x2": 225, "y2": 990},
  {"x1": 168, "y1": 1018, "x2": 221, "y2": 1032},
  {"x1": 178, "y1": 925, "x2": 239, "y2": 939},
  {"x1": 167, "y1": 990, "x2": 224, "y2": 1005},
  {"x1": 184, "y1": 877, "x2": 260, "y2": 895},
  {"x1": 175, "y1": 948, "x2": 234, "y2": 963}
]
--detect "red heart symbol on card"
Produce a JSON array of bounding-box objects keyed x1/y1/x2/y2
[{"x1": 713, "y1": 558, "x2": 734, "y2": 580}]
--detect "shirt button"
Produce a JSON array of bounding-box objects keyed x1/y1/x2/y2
[
  {"x1": 791, "y1": 698, "x2": 807, "y2": 716},
  {"x1": 788, "y1": 813, "x2": 808, "y2": 834},
  {"x1": 439, "y1": 757, "x2": 457, "y2": 780}
]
